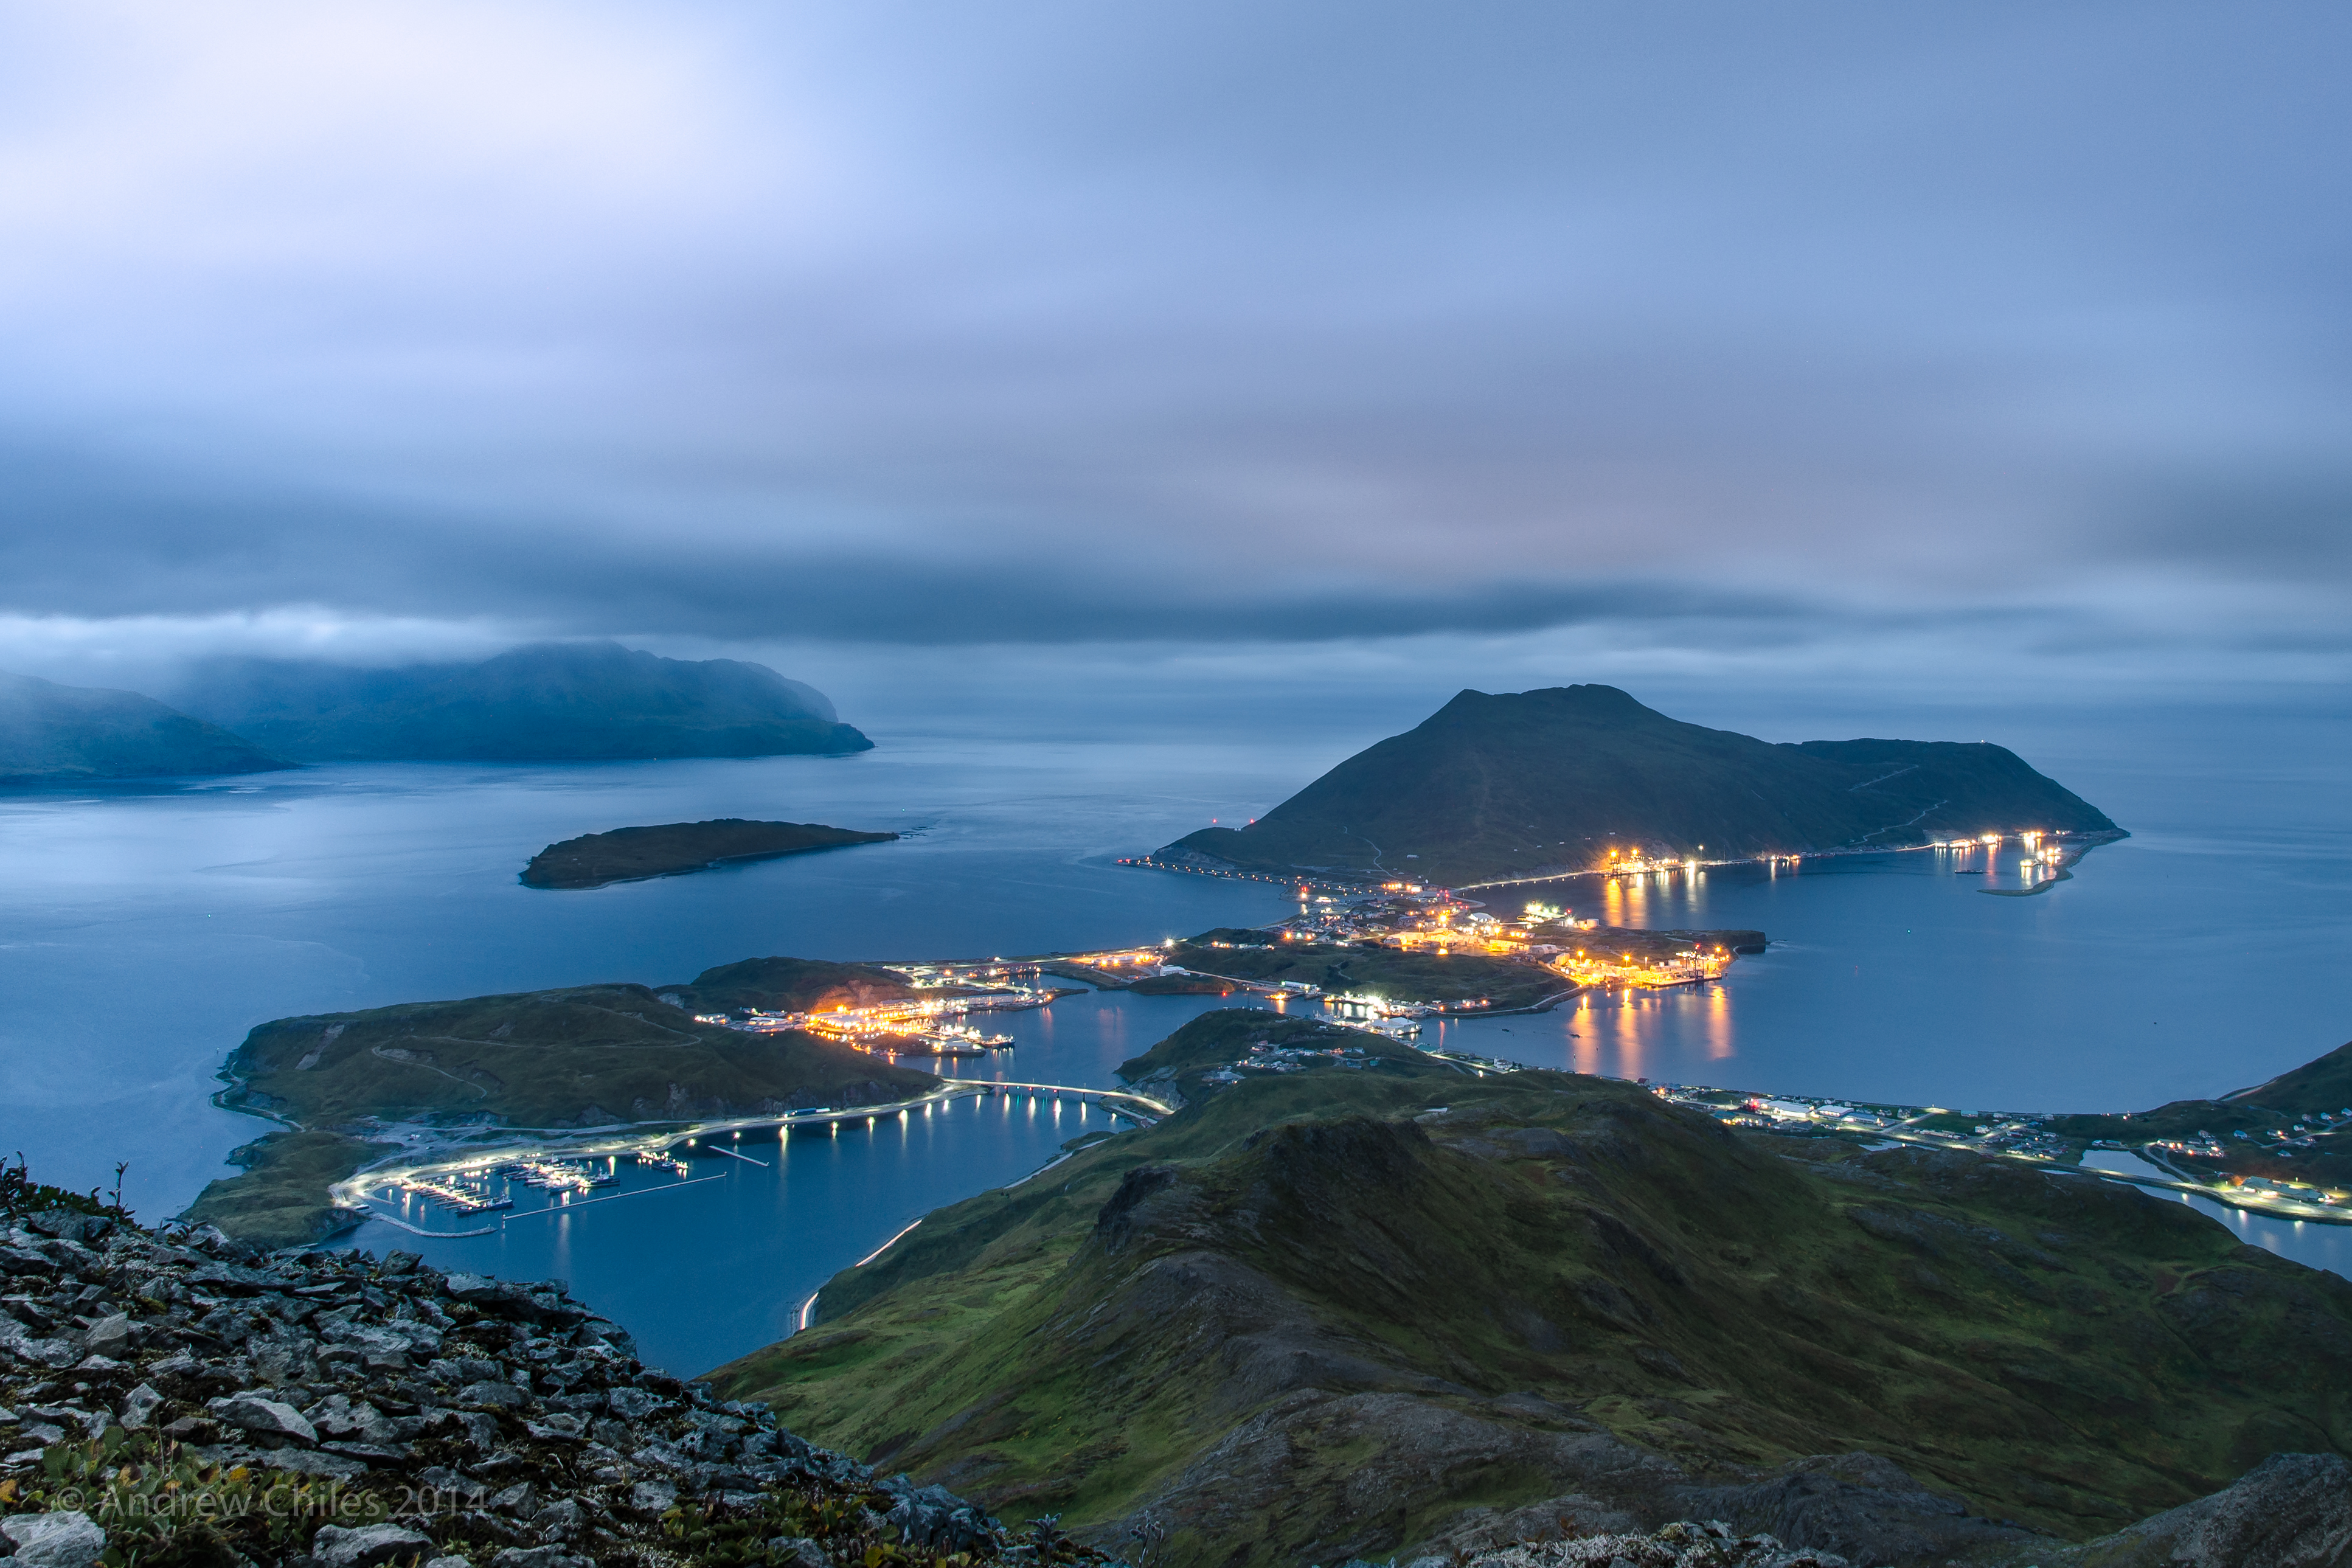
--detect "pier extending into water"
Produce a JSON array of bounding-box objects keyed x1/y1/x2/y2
[
  {"x1": 957, "y1": 1079, "x2": 1171, "y2": 1122},
  {"x1": 337, "y1": 1075, "x2": 1176, "y2": 1238}
]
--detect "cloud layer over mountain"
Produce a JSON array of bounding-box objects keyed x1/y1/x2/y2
[{"x1": 2, "y1": 2, "x2": 2347, "y2": 690}]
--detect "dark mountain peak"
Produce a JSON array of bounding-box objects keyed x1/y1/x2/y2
[
  {"x1": 1162, "y1": 684, "x2": 2117, "y2": 883},
  {"x1": 1431, "y1": 684, "x2": 1655, "y2": 721},
  {"x1": 1420, "y1": 685, "x2": 1715, "y2": 748}
]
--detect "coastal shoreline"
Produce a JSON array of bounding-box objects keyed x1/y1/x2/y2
[{"x1": 1119, "y1": 827, "x2": 2129, "y2": 895}]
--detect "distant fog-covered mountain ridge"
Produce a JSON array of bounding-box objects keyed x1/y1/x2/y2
[
  {"x1": 168, "y1": 641, "x2": 872, "y2": 762},
  {"x1": 0, "y1": 670, "x2": 290, "y2": 783},
  {"x1": 1164, "y1": 684, "x2": 2118, "y2": 884},
  {"x1": 0, "y1": 644, "x2": 869, "y2": 782}
]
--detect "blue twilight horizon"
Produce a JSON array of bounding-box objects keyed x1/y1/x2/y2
[{"x1": 0, "y1": 1, "x2": 2347, "y2": 721}]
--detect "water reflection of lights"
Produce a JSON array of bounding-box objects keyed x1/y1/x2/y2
[{"x1": 1451, "y1": 979, "x2": 1744, "y2": 1083}]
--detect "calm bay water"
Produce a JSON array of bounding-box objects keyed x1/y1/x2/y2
[
  {"x1": 1418, "y1": 828, "x2": 2352, "y2": 1115},
  {"x1": 349, "y1": 987, "x2": 1258, "y2": 1375},
  {"x1": 0, "y1": 737, "x2": 1308, "y2": 1213},
  {"x1": 2, "y1": 712, "x2": 2348, "y2": 1372}
]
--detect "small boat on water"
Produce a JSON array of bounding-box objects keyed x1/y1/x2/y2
[
  {"x1": 933, "y1": 1023, "x2": 1014, "y2": 1050},
  {"x1": 904, "y1": 1038, "x2": 986, "y2": 1057}
]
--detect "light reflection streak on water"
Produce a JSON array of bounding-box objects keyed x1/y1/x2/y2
[{"x1": 2204, "y1": 1202, "x2": 2352, "y2": 1281}]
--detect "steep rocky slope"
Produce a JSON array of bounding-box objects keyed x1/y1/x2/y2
[
  {"x1": 9, "y1": 1159, "x2": 2340, "y2": 1568},
  {"x1": 0, "y1": 1173, "x2": 1098, "y2": 1568}
]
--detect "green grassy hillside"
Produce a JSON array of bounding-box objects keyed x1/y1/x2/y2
[
  {"x1": 221, "y1": 980, "x2": 934, "y2": 1129},
  {"x1": 2041, "y1": 1038, "x2": 2352, "y2": 1189},
  {"x1": 1114, "y1": 1007, "x2": 1419, "y2": 1082},
  {"x1": 1111, "y1": 1008, "x2": 1449, "y2": 1112},
  {"x1": 178, "y1": 1129, "x2": 394, "y2": 1249},
  {"x1": 713, "y1": 1069, "x2": 2351, "y2": 1567},
  {"x1": 2230, "y1": 1039, "x2": 2352, "y2": 1117},
  {"x1": 1164, "y1": 685, "x2": 2117, "y2": 883},
  {"x1": 0, "y1": 670, "x2": 289, "y2": 783},
  {"x1": 195, "y1": 954, "x2": 938, "y2": 1244}
]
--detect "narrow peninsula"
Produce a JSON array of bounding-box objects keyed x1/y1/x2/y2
[
  {"x1": 521, "y1": 817, "x2": 898, "y2": 889},
  {"x1": 195, "y1": 956, "x2": 945, "y2": 1246}
]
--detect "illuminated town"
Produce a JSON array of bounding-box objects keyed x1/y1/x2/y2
[
  {"x1": 699, "y1": 976, "x2": 1052, "y2": 1058},
  {"x1": 1642, "y1": 1087, "x2": 2351, "y2": 1219},
  {"x1": 726, "y1": 826, "x2": 2095, "y2": 1053},
  {"x1": 353, "y1": 820, "x2": 2342, "y2": 1243}
]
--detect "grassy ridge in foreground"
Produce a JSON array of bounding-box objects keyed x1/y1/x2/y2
[{"x1": 712, "y1": 1069, "x2": 2352, "y2": 1567}]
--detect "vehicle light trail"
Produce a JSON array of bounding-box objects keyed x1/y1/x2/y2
[{"x1": 855, "y1": 1218, "x2": 923, "y2": 1266}]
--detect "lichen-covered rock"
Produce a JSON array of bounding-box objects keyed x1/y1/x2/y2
[
  {"x1": 0, "y1": 1511, "x2": 106, "y2": 1568},
  {"x1": 1451, "y1": 1519, "x2": 1851, "y2": 1566},
  {"x1": 309, "y1": 1522, "x2": 434, "y2": 1568},
  {"x1": 206, "y1": 1392, "x2": 318, "y2": 1445},
  {"x1": 1432, "y1": 1456, "x2": 2352, "y2": 1568},
  {"x1": 883, "y1": 1477, "x2": 999, "y2": 1553},
  {"x1": 2051, "y1": 1451, "x2": 2352, "y2": 1567}
]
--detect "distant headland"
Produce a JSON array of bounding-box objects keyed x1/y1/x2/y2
[
  {"x1": 1160, "y1": 684, "x2": 2120, "y2": 885},
  {"x1": 522, "y1": 817, "x2": 899, "y2": 888},
  {"x1": 2, "y1": 642, "x2": 875, "y2": 783},
  {"x1": 0, "y1": 669, "x2": 290, "y2": 785},
  {"x1": 170, "y1": 640, "x2": 872, "y2": 761}
]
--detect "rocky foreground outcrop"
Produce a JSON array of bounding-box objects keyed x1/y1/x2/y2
[
  {"x1": 6, "y1": 1185, "x2": 2344, "y2": 1568},
  {"x1": 0, "y1": 1203, "x2": 1101, "y2": 1567},
  {"x1": 1414, "y1": 1452, "x2": 2352, "y2": 1566}
]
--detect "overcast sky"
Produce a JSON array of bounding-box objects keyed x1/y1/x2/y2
[{"x1": 2, "y1": 1, "x2": 2348, "y2": 712}]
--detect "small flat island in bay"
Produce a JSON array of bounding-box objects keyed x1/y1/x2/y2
[{"x1": 522, "y1": 817, "x2": 898, "y2": 889}]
